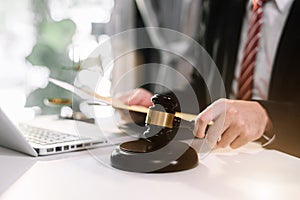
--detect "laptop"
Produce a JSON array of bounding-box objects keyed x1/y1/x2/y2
[{"x1": 0, "y1": 107, "x2": 108, "y2": 156}]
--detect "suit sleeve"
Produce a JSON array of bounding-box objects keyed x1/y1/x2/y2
[{"x1": 258, "y1": 100, "x2": 300, "y2": 157}]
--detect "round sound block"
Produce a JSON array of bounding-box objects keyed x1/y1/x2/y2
[{"x1": 110, "y1": 139, "x2": 198, "y2": 173}]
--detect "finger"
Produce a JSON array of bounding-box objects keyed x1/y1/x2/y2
[
  {"x1": 117, "y1": 92, "x2": 134, "y2": 105},
  {"x1": 126, "y1": 90, "x2": 138, "y2": 104},
  {"x1": 140, "y1": 98, "x2": 153, "y2": 107},
  {"x1": 217, "y1": 127, "x2": 239, "y2": 148},
  {"x1": 194, "y1": 99, "x2": 227, "y2": 138},
  {"x1": 229, "y1": 135, "x2": 249, "y2": 149},
  {"x1": 128, "y1": 95, "x2": 140, "y2": 105},
  {"x1": 128, "y1": 93, "x2": 147, "y2": 106},
  {"x1": 205, "y1": 113, "x2": 229, "y2": 148},
  {"x1": 128, "y1": 90, "x2": 153, "y2": 107},
  {"x1": 194, "y1": 107, "x2": 214, "y2": 138}
]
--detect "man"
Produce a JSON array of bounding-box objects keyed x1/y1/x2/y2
[{"x1": 118, "y1": 0, "x2": 300, "y2": 157}]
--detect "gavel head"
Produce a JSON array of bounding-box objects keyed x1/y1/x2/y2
[
  {"x1": 111, "y1": 93, "x2": 199, "y2": 173},
  {"x1": 143, "y1": 94, "x2": 181, "y2": 148}
]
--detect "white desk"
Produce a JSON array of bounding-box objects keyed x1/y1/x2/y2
[{"x1": 0, "y1": 116, "x2": 300, "y2": 200}]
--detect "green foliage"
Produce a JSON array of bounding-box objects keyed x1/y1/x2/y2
[
  {"x1": 27, "y1": 19, "x2": 76, "y2": 71},
  {"x1": 38, "y1": 19, "x2": 76, "y2": 53},
  {"x1": 26, "y1": 14, "x2": 77, "y2": 114}
]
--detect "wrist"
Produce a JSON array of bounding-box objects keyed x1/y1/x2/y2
[
  {"x1": 261, "y1": 117, "x2": 276, "y2": 147},
  {"x1": 257, "y1": 102, "x2": 276, "y2": 147}
]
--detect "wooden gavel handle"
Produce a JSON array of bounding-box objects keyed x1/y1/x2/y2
[
  {"x1": 80, "y1": 87, "x2": 210, "y2": 123},
  {"x1": 112, "y1": 100, "x2": 197, "y2": 121}
]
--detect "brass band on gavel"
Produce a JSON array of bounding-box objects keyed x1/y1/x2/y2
[{"x1": 145, "y1": 109, "x2": 175, "y2": 129}]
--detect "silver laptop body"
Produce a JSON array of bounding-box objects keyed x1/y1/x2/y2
[{"x1": 0, "y1": 107, "x2": 107, "y2": 156}]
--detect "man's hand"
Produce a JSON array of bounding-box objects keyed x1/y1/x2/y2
[
  {"x1": 116, "y1": 88, "x2": 153, "y2": 107},
  {"x1": 194, "y1": 98, "x2": 271, "y2": 149}
]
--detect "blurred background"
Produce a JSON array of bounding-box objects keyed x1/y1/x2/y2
[{"x1": 0, "y1": 0, "x2": 202, "y2": 120}]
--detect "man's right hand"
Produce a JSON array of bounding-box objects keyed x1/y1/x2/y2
[{"x1": 116, "y1": 88, "x2": 153, "y2": 107}]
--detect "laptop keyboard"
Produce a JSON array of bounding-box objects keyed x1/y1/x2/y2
[{"x1": 19, "y1": 124, "x2": 90, "y2": 145}]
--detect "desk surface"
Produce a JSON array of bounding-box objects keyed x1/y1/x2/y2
[{"x1": 0, "y1": 116, "x2": 300, "y2": 200}]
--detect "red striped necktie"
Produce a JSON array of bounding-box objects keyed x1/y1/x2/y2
[{"x1": 237, "y1": 0, "x2": 266, "y2": 100}]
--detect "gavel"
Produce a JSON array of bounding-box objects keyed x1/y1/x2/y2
[
  {"x1": 48, "y1": 78, "x2": 206, "y2": 172},
  {"x1": 111, "y1": 94, "x2": 200, "y2": 173}
]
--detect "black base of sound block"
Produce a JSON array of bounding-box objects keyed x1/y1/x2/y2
[{"x1": 110, "y1": 139, "x2": 198, "y2": 173}]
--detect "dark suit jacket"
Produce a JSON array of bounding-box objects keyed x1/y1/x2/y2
[{"x1": 192, "y1": 0, "x2": 300, "y2": 156}]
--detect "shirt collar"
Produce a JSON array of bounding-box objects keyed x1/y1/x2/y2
[
  {"x1": 248, "y1": 0, "x2": 294, "y2": 13},
  {"x1": 275, "y1": 0, "x2": 294, "y2": 13}
]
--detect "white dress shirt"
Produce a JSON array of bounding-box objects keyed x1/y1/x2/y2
[{"x1": 230, "y1": 0, "x2": 294, "y2": 100}]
